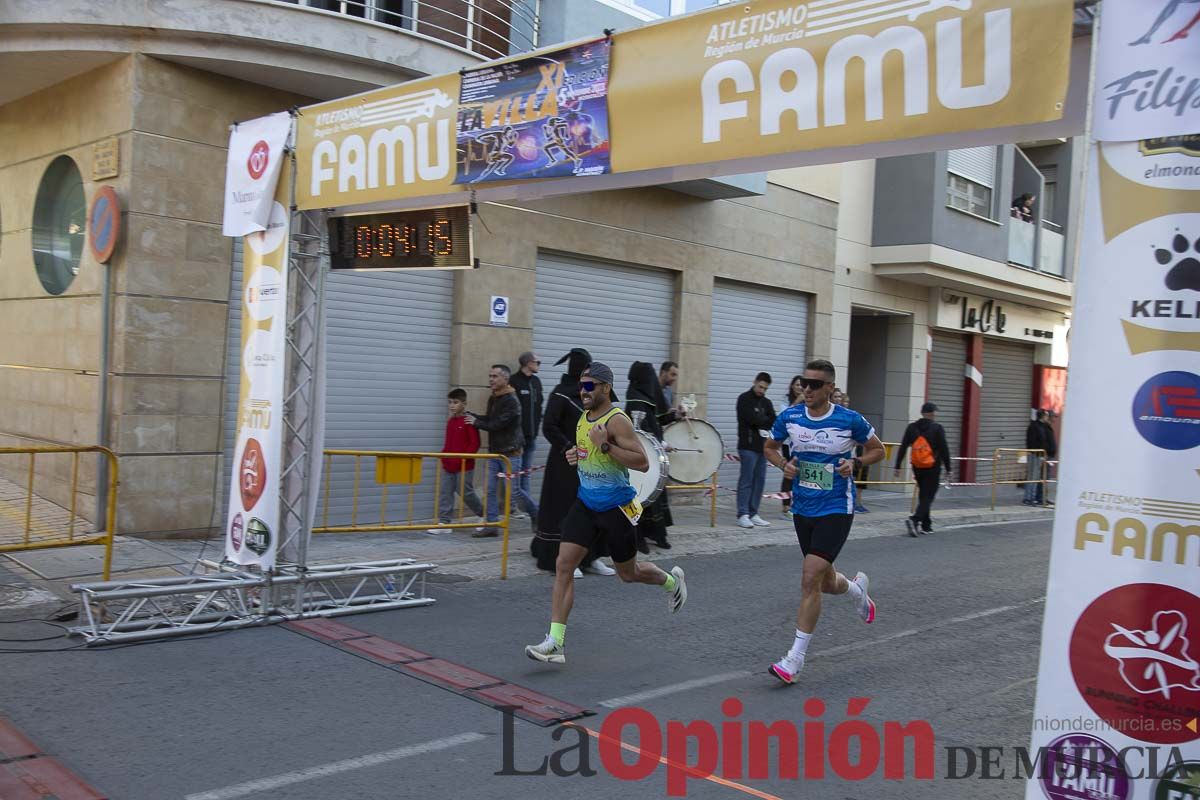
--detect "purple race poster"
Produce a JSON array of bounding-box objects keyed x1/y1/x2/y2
[{"x1": 455, "y1": 38, "x2": 611, "y2": 184}]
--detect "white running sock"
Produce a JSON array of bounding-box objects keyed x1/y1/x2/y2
[
  {"x1": 844, "y1": 574, "x2": 864, "y2": 600},
  {"x1": 787, "y1": 629, "x2": 812, "y2": 661}
]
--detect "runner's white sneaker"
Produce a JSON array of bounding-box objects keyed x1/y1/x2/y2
[
  {"x1": 573, "y1": 567, "x2": 583, "y2": 579},
  {"x1": 737, "y1": 515, "x2": 754, "y2": 529},
  {"x1": 853, "y1": 571, "x2": 876, "y2": 624},
  {"x1": 668, "y1": 566, "x2": 688, "y2": 613},
  {"x1": 582, "y1": 561, "x2": 616, "y2": 576},
  {"x1": 525, "y1": 635, "x2": 565, "y2": 664},
  {"x1": 769, "y1": 654, "x2": 804, "y2": 685},
  {"x1": 750, "y1": 514, "x2": 771, "y2": 527}
]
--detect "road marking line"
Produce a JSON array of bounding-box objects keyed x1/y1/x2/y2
[
  {"x1": 937, "y1": 517, "x2": 1052, "y2": 530},
  {"x1": 568, "y1": 723, "x2": 784, "y2": 800},
  {"x1": 820, "y1": 597, "x2": 1046, "y2": 658},
  {"x1": 184, "y1": 732, "x2": 486, "y2": 800},
  {"x1": 599, "y1": 670, "x2": 752, "y2": 708},
  {"x1": 595, "y1": 598, "x2": 1046, "y2": 710}
]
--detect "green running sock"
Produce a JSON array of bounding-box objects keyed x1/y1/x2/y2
[
  {"x1": 549, "y1": 622, "x2": 566, "y2": 647},
  {"x1": 663, "y1": 573, "x2": 677, "y2": 593}
]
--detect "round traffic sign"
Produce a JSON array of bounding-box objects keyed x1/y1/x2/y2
[{"x1": 88, "y1": 185, "x2": 121, "y2": 264}]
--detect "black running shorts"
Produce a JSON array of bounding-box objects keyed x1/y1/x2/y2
[
  {"x1": 561, "y1": 500, "x2": 637, "y2": 564},
  {"x1": 793, "y1": 513, "x2": 854, "y2": 562}
]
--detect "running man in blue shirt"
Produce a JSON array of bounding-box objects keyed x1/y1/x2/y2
[{"x1": 763, "y1": 359, "x2": 886, "y2": 684}]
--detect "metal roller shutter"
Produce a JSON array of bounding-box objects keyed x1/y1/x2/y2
[
  {"x1": 221, "y1": 246, "x2": 454, "y2": 529},
  {"x1": 708, "y1": 280, "x2": 810, "y2": 492},
  {"x1": 928, "y1": 332, "x2": 966, "y2": 479},
  {"x1": 947, "y1": 146, "x2": 997, "y2": 187},
  {"x1": 219, "y1": 238, "x2": 244, "y2": 524},
  {"x1": 532, "y1": 254, "x2": 674, "y2": 494},
  {"x1": 978, "y1": 338, "x2": 1034, "y2": 485}
]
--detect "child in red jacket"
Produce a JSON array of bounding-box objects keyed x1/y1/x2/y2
[{"x1": 431, "y1": 389, "x2": 484, "y2": 531}]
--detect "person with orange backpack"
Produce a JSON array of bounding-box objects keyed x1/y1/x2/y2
[{"x1": 893, "y1": 402, "x2": 953, "y2": 537}]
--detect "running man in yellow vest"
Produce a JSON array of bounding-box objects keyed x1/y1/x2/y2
[{"x1": 525, "y1": 363, "x2": 688, "y2": 664}]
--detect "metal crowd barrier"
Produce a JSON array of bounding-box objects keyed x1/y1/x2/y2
[
  {"x1": 664, "y1": 471, "x2": 719, "y2": 528},
  {"x1": 314, "y1": 450, "x2": 514, "y2": 578},
  {"x1": 0, "y1": 446, "x2": 118, "y2": 581}
]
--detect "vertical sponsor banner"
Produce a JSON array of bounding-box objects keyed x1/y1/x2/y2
[
  {"x1": 1026, "y1": 4, "x2": 1200, "y2": 796},
  {"x1": 455, "y1": 39, "x2": 611, "y2": 184},
  {"x1": 225, "y1": 161, "x2": 292, "y2": 569},
  {"x1": 223, "y1": 111, "x2": 292, "y2": 236},
  {"x1": 1092, "y1": 0, "x2": 1200, "y2": 142}
]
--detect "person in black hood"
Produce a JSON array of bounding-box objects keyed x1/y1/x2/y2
[
  {"x1": 531, "y1": 348, "x2": 612, "y2": 575},
  {"x1": 626, "y1": 361, "x2": 674, "y2": 552},
  {"x1": 893, "y1": 402, "x2": 953, "y2": 536}
]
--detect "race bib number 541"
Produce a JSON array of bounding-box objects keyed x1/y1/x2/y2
[{"x1": 796, "y1": 460, "x2": 833, "y2": 491}]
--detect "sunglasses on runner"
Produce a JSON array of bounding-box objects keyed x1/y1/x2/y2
[
  {"x1": 580, "y1": 381, "x2": 597, "y2": 392},
  {"x1": 799, "y1": 378, "x2": 829, "y2": 390}
]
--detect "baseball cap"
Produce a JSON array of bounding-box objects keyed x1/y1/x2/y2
[
  {"x1": 921, "y1": 402, "x2": 938, "y2": 414},
  {"x1": 583, "y1": 363, "x2": 620, "y2": 402}
]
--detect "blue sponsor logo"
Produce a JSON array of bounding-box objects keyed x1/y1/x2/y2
[{"x1": 1131, "y1": 371, "x2": 1200, "y2": 450}]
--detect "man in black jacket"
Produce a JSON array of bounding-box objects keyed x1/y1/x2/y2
[
  {"x1": 466, "y1": 364, "x2": 524, "y2": 537},
  {"x1": 736, "y1": 372, "x2": 777, "y2": 529},
  {"x1": 509, "y1": 351, "x2": 544, "y2": 521},
  {"x1": 893, "y1": 402, "x2": 952, "y2": 537},
  {"x1": 1024, "y1": 410, "x2": 1057, "y2": 507}
]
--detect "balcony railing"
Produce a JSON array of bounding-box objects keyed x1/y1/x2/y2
[
  {"x1": 1008, "y1": 218, "x2": 1066, "y2": 277},
  {"x1": 284, "y1": 0, "x2": 539, "y2": 59}
]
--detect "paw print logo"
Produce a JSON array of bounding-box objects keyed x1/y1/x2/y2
[{"x1": 1155, "y1": 232, "x2": 1200, "y2": 291}]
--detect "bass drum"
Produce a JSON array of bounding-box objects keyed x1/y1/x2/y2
[
  {"x1": 628, "y1": 430, "x2": 670, "y2": 506},
  {"x1": 662, "y1": 419, "x2": 724, "y2": 484}
]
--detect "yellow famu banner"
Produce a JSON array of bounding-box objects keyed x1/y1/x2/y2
[
  {"x1": 297, "y1": 72, "x2": 463, "y2": 211},
  {"x1": 608, "y1": 0, "x2": 1071, "y2": 173},
  {"x1": 295, "y1": 0, "x2": 1072, "y2": 211}
]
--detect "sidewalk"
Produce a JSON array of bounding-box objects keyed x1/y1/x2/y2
[{"x1": 0, "y1": 482, "x2": 1055, "y2": 613}]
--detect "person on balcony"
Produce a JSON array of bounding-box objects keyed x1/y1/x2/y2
[{"x1": 1011, "y1": 193, "x2": 1036, "y2": 223}]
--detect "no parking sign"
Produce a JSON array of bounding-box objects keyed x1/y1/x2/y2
[{"x1": 88, "y1": 186, "x2": 120, "y2": 264}]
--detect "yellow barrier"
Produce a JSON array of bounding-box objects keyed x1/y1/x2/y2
[
  {"x1": 0, "y1": 446, "x2": 118, "y2": 581},
  {"x1": 314, "y1": 450, "x2": 514, "y2": 578},
  {"x1": 664, "y1": 471, "x2": 719, "y2": 528},
  {"x1": 850, "y1": 442, "x2": 914, "y2": 487},
  {"x1": 992, "y1": 448, "x2": 1049, "y2": 510}
]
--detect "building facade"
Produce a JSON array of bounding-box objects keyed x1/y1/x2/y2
[{"x1": 1, "y1": 0, "x2": 839, "y2": 537}]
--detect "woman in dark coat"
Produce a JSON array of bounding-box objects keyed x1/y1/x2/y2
[
  {"x1": 531, "y1": 348, "x2": 607, "y2": 572},
  {"x1": 626, "y1": 361, "x2": 674, "y2": 551}
]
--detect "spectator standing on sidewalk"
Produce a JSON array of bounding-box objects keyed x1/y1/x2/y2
[
  {"x1": 778, "y1": 375, "x2": 804, "y2": 518},
  {"x1": 837, "y1": 392, "x2": 871, "y2": 514},
  {"x1": 736, "y1": 372, "x2": 776, "y2": 529},
  {"x1": 510, "y1": 351, "x2": 544, "y2": 522},
  {"x1": 1024, "y1": 410, "x2": 1057, "y2": 507},
  {"x1": 893, "y1": 402, "x2": 953, "y2": 536},
  {"x1": 466, "y1": 364, "x2": 524, "y2": 537},
  {"x1": 429, "y1": 388, "x2": 484, "y2": 533}
]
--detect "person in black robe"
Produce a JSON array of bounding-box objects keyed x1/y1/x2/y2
[
  {"x1": 626, "y1": 361, "x2": 675, "y2": 551},
  {"x1": 531, "y1": 348, "x2": 608, "y2": 572}
]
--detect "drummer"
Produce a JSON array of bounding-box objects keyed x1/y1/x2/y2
[
  {"x1": 525, "y1": 363, "x2": 689, "y2": 665},
  {"x1": 626, "y1": 361, "x2": 674, "y2": 552}
]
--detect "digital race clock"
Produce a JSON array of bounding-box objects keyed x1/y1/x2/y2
[{"x1": 328, "y1": 205, "x2": 474, "y2": 270}]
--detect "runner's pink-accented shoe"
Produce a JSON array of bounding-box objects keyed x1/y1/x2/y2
[
  {"x1": 853, "y1": 571, "x2": 876, "y2": 624},
  {"x1": 768, "y1": 654, "x2": 804, "y2": 685}
]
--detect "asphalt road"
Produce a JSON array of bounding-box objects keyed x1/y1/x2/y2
[{"x1": 0, "y1": 519, "x2": 1054, "y2": 800}]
